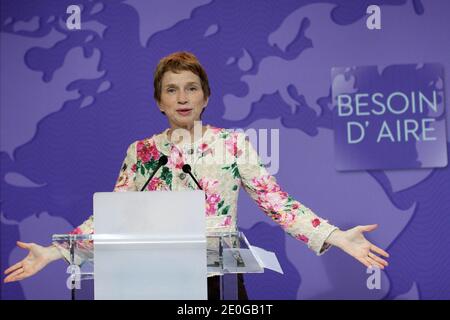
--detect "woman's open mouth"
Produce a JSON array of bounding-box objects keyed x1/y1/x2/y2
[{"x1": 176, "y1": 108, "x2": 193, "y2": 116}]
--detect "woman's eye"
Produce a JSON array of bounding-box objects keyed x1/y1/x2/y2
[
  {"x1": 189, "y1": 87, "x2": 197, "y2": 91},
  {"x1": 167, "y1": 88, "x2": 176, "y2": 93}
]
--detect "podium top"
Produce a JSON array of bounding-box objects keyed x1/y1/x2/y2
[
  {"x1": 52, "y1": 231, "x2": 264, "y2": 276},
  {"x1": 53, "y1": 234, "x2": 93, "y2": 241}
]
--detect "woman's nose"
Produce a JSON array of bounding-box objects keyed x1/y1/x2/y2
[{"x1": 177, "y1": 91, "x2": 188, "y2": 103}]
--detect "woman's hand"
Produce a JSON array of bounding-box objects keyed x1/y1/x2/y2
[
  {"x1": 3, "y1": 241, "x2": 63, "y2": 283},
  {"x1": 325, "y1": 224, "x2": 389, "y2": 269}
]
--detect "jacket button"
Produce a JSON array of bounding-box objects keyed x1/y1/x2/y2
[{"x1": 179, "y1": 173, "x2": 186, "y2": 180}]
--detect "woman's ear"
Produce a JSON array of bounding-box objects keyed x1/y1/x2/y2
[
  {"x1": 203, "y1": 97, "x2": 209, "y2": 109},
  {"x1": 157, "y1": 102, "x2": 165, "y2": 114}
]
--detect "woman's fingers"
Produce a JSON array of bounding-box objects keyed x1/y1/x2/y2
[
  {"x1": 350, "y1": 226, "x2": 389, "y2": 270},
  {"x1": 4, "y1": 261, "x2": 22, "y2": 275},
  {"x1": 5, "y1": 242, "x2": 33, "y2": 275},
  {"x1": 4, "y1": 267, "x2": 24, "y2": 283},
  {"x1": 358, "y1": 255, "x2": 386, "y2": 269},
  {"x1": 11, "y1": 272, "x2": 28, "y2": 282},
  {"x1": 371, "y1": 245, "x2": 389, "y2": 258},
  {"x1": 16, "y1": 241, "x2": 32, "y2": 249},
  {"x1": 366, "y1": 256, "x2": 384, "y2": 269},
  {"x1": 360, "y1": 224, "x2": 378, "y2": 232},
  {"x1": 369, "y1": 252, "x2": 388, "y2": 267},
  {"x1": 357, "y1": 257, "x2": 371, "y2": 269}
]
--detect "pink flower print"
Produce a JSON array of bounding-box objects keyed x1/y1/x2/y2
[
  {"x1": 225, "y1": 134, "x2": 242, "y2": 157},
  {"x1": 251, "y1": 175, "x2": 281, "y2": 194},
  {"x1": 168, "y1": 146, "x2": 184, "y2": 169},
  {"x1": 296, "y1": 234, "x2": 309, "y2": 243},
  {"x1": 266, "y1": 192, "x2": 287, "y2": 212},
  {"x1": 148, "y1": 177, "x2": 165, "y2": 191},
  {"x1": 199, "y1": 143, "x2": 209, "y2": 153},
  {"x1": 312, "y1": 218, "x2": 321, "y2": 228},
  {"x1": 206, "y1": 193, "x2": 221, "y2": 216},
  {"x1": 222, "y1": 216, "x2": 232, "y2": 226},
  {"x1": 70, "y1": 227, "x2": 83, "y2": 235},
  {"x1": 256, "y1": 190, "x2": 288, "y2": 213},
  {"x1": 278, "y1": 212, "x2": 296, "y2": 228},
  {"x1": 131, "y1": 164, "x2": 137, "y2": 172},
  {"x1": 198, "y1": 143, "x2": 214, "y2": 157},
  {"x1": 225, "y1": 138, "x2": 236, "y2": 156},
  {"x1": 148, "y1": 141, "x2": 160, "y2": 160},
  {"x1": 115, "y1": 173, "x2": 129, "y2": 190},
  {"x1": 137, "y1": 141, "x2": 150, "y2": 163},
  {"x1": 198, "y1": 178, "x2": 219, "y2": 194},
  {"x1": 137, "y1": 140, "x2": 160, "y2": 163}
]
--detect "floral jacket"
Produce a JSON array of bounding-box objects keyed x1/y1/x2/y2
[{"x1": 55, "y1": 125, "x2": 338, "y2": 264}]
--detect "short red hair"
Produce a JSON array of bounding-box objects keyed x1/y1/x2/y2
[{"x1": 153, "y1": 51, "x2": 211, "y2": 103}]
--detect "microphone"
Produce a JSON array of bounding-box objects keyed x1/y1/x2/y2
[
  {"x1": 182, "y1": 164, "x2": 203, "y2": 190},
  {"x1": 140, "y1": 155, "x2": 168, "y2": 191}
]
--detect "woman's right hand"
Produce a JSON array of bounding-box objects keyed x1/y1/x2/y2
[{"x1": 3, "y1": 241, "x2": 63, "y2": 283}]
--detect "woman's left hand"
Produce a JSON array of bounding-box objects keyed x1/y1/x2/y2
[{"x1": 325, "y1": 224, "x2": 389, "y2": 269}]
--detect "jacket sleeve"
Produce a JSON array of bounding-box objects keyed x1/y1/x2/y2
[
  {"x1": 53, "y1": 142, "x2": 138, "y2": 264},
  {"x1": 235, "y1": 132, "x2": 338, "y2": 255}
]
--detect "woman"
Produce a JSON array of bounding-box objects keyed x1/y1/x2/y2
[{"x1": 3, "y1": 52, "x2": 389, "y2": 299}]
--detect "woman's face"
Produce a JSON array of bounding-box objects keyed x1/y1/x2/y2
[{"x1": 158, "y1": 70, "x2": 208, "y2": 129}]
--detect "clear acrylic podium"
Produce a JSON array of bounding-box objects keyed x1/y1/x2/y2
[{"x1": 52, "y1": 231, "x2": 264, "y2": 300}]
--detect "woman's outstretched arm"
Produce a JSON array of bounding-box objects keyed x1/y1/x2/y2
[
  {"x1": 4, "y1": 141, "x2": 140, "y2": 283},
  {"x1": 235, "y1": 132, "x2": 389, "y2": 268}
]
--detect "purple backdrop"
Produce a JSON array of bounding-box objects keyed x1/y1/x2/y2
[{"x1": 1, "y1": 0, "x2": 449, "y2": 300}]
